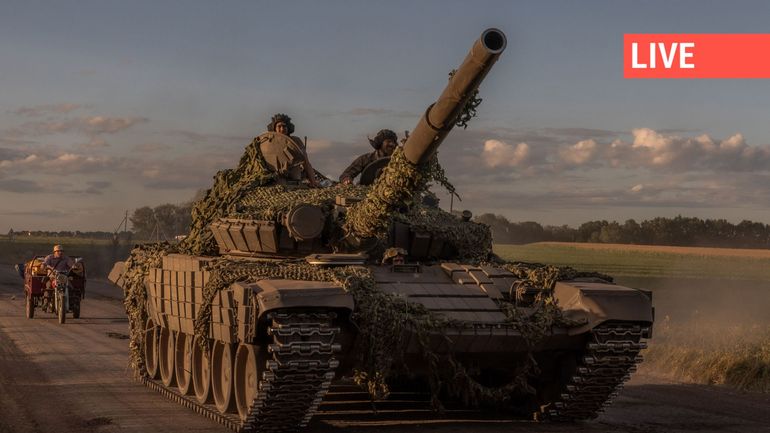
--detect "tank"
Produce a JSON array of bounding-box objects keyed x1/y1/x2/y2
[{"x1": 109, "y1": 28, "x2": 653, "y2": 432}]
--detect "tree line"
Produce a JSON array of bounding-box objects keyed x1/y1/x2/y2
[
  {"x1": 475, "y1": 214, "x2": 770, "y2": 249},
  {"x1": 129, "y1": 203, "x2": 192, "y2": 241}
]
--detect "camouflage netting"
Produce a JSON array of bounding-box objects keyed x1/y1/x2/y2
[
  {"x1": 234, "y1": 184, "x2": 369, "y2": 220},
  {"x1": 180, "y1": 136, "x2": 277, "y2": 256},
  {"x1": 345, "y1": 148, "x2": 423, "y2": 239},
  {"x1": 449, "y1": 69, "x2": 483, "y2": 130},
  {"x1": 119, "y1": 114, "x2": 617, "y2": 407},
  {"x1": 345, "y1": 147, "x2": 457, "y2": 241},
  {"x1": 121, "y1": 237, "x2": 613, "y2": 407},
  {"x1": 124, "y1": 206, "x2": 604, "y2": 402},
  {"x1": 122, "y1": 242, "x2": 176, "y2": 375},
  {"x1": 397, "y1": 206, "x2": 492, "y2": 260}
]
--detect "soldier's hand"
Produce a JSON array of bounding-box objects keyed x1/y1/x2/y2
[{"x1": 341, "y1": 177, "x2": 352, "y2": 185}]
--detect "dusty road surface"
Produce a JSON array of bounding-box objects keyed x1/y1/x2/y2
[{"x1": 1, "y1": 264, "x2": 769, "y2": 433}]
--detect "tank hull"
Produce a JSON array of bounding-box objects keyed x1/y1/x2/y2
[{"x1": 111, "y1": 255, "x2": 651, "y2": 430}]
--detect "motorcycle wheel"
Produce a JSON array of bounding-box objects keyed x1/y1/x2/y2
[
  {"x1": 25, "y1": 292, "x2": 34, "y2": 319},
  {"x1": 57, "y1": 292, "x2": 66, "y2": 324},
  {"x1": 72, "y1": 299, "x2": 81, "y2": 319}
]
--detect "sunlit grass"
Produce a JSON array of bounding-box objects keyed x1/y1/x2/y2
[
  {"x1": 642, "y1": 317, "x2": 770, "y2": 392},
  {"x1": 493, "y1": 242, "x2": 770, "y2": 281},
  {"x1": 495, "y1": 242, "x2": 770, "y2": 392}
]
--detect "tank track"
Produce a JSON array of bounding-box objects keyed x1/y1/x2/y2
[
  {"x1": 241, "y1": 311, "x2": 340, "y2": 432},
  {"x1": 141, "y1": 310, "x2": 341, "y2": 433},
  {"x1": 539, "y1": 322, "x2": 650, "y2": 421}
]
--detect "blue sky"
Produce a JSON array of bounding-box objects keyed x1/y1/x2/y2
[{"x1": 2, "y1": 0, "x2": 770, "y2": 231}]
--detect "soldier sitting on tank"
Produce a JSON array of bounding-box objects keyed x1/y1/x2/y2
[
  {"x1": 339, "y1": 129, "x2": 399, "y2": 184},
  {"x1": 266, "y1": 113, "x2": 319, "y2": 187},
  {"x1": 43, "y1": 244, "x2": 75, "y2": 288}
]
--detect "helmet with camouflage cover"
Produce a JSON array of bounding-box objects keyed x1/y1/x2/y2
[
  {"x1": 266, "y1": 113, "x2": 295, "y2": 135},
  {"x1": 368, "y1": 129, "x2": 398, "y2": 150}
]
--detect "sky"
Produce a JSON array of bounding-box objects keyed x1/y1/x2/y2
[{"x1": 2, "y1": 0, "x2": 770, "y2": 232}]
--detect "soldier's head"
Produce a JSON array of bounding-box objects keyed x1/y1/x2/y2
[
  {"x1": 369, "y1": 129, "x2": 398, "y2": 156},
  {"x1": 267, "y1": 113, "x2": 295, "y2": 136},
  {"x1": 53, "y1": 244, "x2": 63, "y2": 257}
]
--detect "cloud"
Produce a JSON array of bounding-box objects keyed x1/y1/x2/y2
[
  {"x1": 0, "y1": 152, "x2": 122, "y2": 175},
  {"x1": 134, "y1": 142, "x2": 172, "y2": 152},
  {"x1": 306, "y1": 139, "x2": 333, "y2": 153},
  {"x1": 79, "y1": 136, "x2": 109, "y2": 149},
  {"x1": 0, "y1": 178, "x2": 44, "y2": 193},
  {"x1": 481, "y1": 139, "x2": 530, "y2": 168},
  {"x1": 167, "y1": 130, "x2": 249, "y2": 145},
  {"x1": 607, "y1": 128, "x2": 770, "y2": 171},
  {"x1": 136, "y1": 152, "x2": 238, "y2": 190},
  {"x1": 6, "y1": 116, "x2": 148, "y2": 137},
  {"x1": 0, "y1": 209, "x2": 69, "y2": 218},
  {"x1": 559, "y1": 139, "x2": 597, "y2": 165},
  {"x1": 11, "y1": 103, "x2": 83, "y2": 117},
  {"x1": 75, "y1": 180, "x2": 112, "y2": 195},
  {"x1": 0, "y1": 137, "x2": 37, "y2": 147},
  {"x1": 541, "y1": 127, "x2": 618, "y2": 139},
  {"x1": 0, "y1": 147, "x2": 25, "y2": 160},
  {"x1": 345, "y1": 108, "x2": 417, "y2": 118}
]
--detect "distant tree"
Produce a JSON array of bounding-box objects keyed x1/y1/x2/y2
[
  {"x1": 130, "y1": 203, "x2": 193, "y2": 241},
  {"x1": 577, "y1": 220, "x2": 607, "y2": 243},
  {"x1": 130, "y1": 206, "x2": 155, "y2": 239},
  {"x1": 599, "y1": 221, "x2": 623, "y2": 243}
]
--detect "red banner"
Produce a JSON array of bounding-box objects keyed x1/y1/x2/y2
[{"x1": 624, "y1": 34, "x2": 770, "y2": 79}]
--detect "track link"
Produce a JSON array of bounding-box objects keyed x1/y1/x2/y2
[
  {"x1": 540, "y1": 322, "x2": 650, "y2": 421},
  {"x1": 242, "y1": 311, "x2": 340, "y2": 433},
  {"x1": 141, "y1": 310, "x2": 341, "y2": 433}
]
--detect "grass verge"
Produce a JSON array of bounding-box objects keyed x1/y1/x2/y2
[{"x1": 494, "y1": 242, "x2": 770, "y2": 280}]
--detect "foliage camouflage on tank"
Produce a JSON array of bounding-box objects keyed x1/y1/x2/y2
[{"x1": 112, "y1": 28, "x2": 653, "y2": 432}]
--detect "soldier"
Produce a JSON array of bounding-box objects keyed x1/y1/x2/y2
[
  {"x1": 266, "y1": 113, "x2": 319, "y2": 187},
  {"x1": 340, "y1": 129, "x2": 398, "y2": 184}
]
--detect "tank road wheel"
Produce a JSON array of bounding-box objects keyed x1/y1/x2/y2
[
  {"x1": 25, "y1": 292, "x2": 34, "y2": 319},
  {"x1": 192, "y1": 335, "x2": 213, "y2": 404},
  {"x1": 234, "y1": 344, "x2": 265, "y2": 421},
  {"x1": 143, "y1": 318, "x2": 160, "y2": 379},
  {"x1": 159, "y1": 328, "x2": 176, "y2": 387},
  {"x1": 211, "y1": 341, "x2": 236, "y2": 413},
  {"x1": 175, "y1": 332, "x2": 194, "y2": 395}
]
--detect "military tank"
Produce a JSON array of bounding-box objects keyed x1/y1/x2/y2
[{"x1": 109, "y1": 28, "x2": 653, "y2": 432}]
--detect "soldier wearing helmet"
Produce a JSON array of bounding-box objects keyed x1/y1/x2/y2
[
  {"x1": 264, "y1": 113, "x2": 319, "y2": 187},
  {"x1": 339, "y1": 129, "x2": 399, "y2": 185}
]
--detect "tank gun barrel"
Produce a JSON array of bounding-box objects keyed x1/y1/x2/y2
[
  {"x1": 344, "y1": 29, "x2": 506, "y2": 244},
  {"x1": 403, "y1": 28, "x2": 506, "y2": 165}
]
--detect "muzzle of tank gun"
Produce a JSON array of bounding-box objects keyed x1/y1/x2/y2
[{"x1": 402, "y1": 28, "x2": 506, "y2": 165}]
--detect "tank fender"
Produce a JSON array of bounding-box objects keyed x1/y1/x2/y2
[
  {"x1": 253, "y1": 279, "x2": 354, "y2": 318},
  {"x1": 553, "y1": 281, "x2": 653, "y2": 335}
]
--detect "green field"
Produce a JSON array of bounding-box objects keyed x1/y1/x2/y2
[
  {"x1": 494, "y1": 243, "x2": 770, "y2": 281},
  {"x1": 0, "y1": 237, "x2": 132, "y2": 277}
]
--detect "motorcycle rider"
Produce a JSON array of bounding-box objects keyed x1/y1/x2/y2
[{"x1": 43, "y1": 245, "x2": 75, "y2": 287}]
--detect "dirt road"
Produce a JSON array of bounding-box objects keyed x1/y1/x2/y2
[{"x1": 0, "y1": 265, "x2": 768, "y2": 433}]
